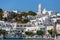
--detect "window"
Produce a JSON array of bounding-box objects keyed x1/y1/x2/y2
[
  {"x1": 17, "y1": 25, "x2": 19, "y2": 27},
  {"x1": 24, "y1": 25, "x2": 26, "y2": 27},
  {"x1": 40, "y1": 28, "x2": 45, "y2": 31},
  {"x1": 20, "y1": 25, "x2": 22, "y2": 27},
  {"x1": 0, "y1": 24, "x2": 1, "y2": 26}
]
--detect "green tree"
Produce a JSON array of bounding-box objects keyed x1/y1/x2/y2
[
  {"x1": 0, "y1": 29, "x2": 7, "y2": 37},
  {"x1": 48, "y1": 30, "x2": 53, "y2": 35},
  {"x1": 0, "y1": 8, "x2": 3, "y2": 20},
  {"x1": 21, "y1": 19, "x2": 30, "y2": 23},
  {"x1": 15, "y1": 13, "x2": 22, "y2": 22},
  {"x1": 21, "y1": 12, "x2": 27, "y2": 17},
  {"x1": 27, "y1": 11, "x2": 37, "y2": 16},
  {"x1": 13, "y1": 11, "x2": 36, "y2": 23},
  {"x1": 15, "y1": 13, "x2": 30, "y2": 23},
  {"x1": 25, "y1": 31, "x2": 33, "y2": 37},
  {"x1": 48, "y1": 29, "x2": 57, "y2": 37},
  {"x1": 37, "y1": 30, "x2": 44, "y2": 38}
]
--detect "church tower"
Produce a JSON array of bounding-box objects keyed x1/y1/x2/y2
[{"x1": 38, "y1": 4, "x2": 42, "y2": 15}]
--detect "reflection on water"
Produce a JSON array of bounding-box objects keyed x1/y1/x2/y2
[{"x1": 0, "y1": 38, "x2": 54, "y2": 40}]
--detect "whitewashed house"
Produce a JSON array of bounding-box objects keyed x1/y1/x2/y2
[
  {"x1": 0, "y1": 21, "x2": 17, "y2": 31},
  {"x1": 25, "y1": 25, "x2": 45, "y2": 33},
  {"x1": 56, "y1": 24, "x2": 60, "y2": 34}
]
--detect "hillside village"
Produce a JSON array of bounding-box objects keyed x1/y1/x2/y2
[{"x1": 0, "y1": 4, "x2": 60, "y2": 38}]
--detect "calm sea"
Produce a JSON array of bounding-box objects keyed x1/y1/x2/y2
[{"x1": 0, "y1": 38, "x2": 54, "y2": 40}]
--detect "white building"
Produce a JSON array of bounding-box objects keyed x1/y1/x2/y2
[
  {"x1": 1, "y1": 4, "x2": 60, "y2": 35},
  {"x1": 56, "y1": 24, "x2": 60, "y2": 34},
  {"x1": 46, "y1": 26, "x2": 54, "y2": 34},
  {"x1": 25, "y1": 25, "x2": 45, "y2": 33},
  {"x1": 3, "y1": 11, "x2": 8, "y2": 18},
  {"x1": 0, "y1": 21, "x2": 17, "y2": 31},
  {"x1": 12, "y1": 10, "x2": 18, "y2": 13}
]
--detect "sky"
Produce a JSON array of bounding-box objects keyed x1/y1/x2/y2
[{"x1": 0, "y1": 0, "x2": 60, "y2": 12}]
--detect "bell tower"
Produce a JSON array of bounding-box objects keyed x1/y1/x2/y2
[{"x1": 38, "y1": 4, "x2": 42, "y2": 15}]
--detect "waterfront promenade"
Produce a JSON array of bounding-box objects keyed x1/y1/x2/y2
[{"x1": 0, "y1": 38, "x2": 54, "y2": 40}]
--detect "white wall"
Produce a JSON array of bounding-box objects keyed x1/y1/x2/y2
[{"x1": 56, "y1": 24, "x2": 60, "y2": 34}]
